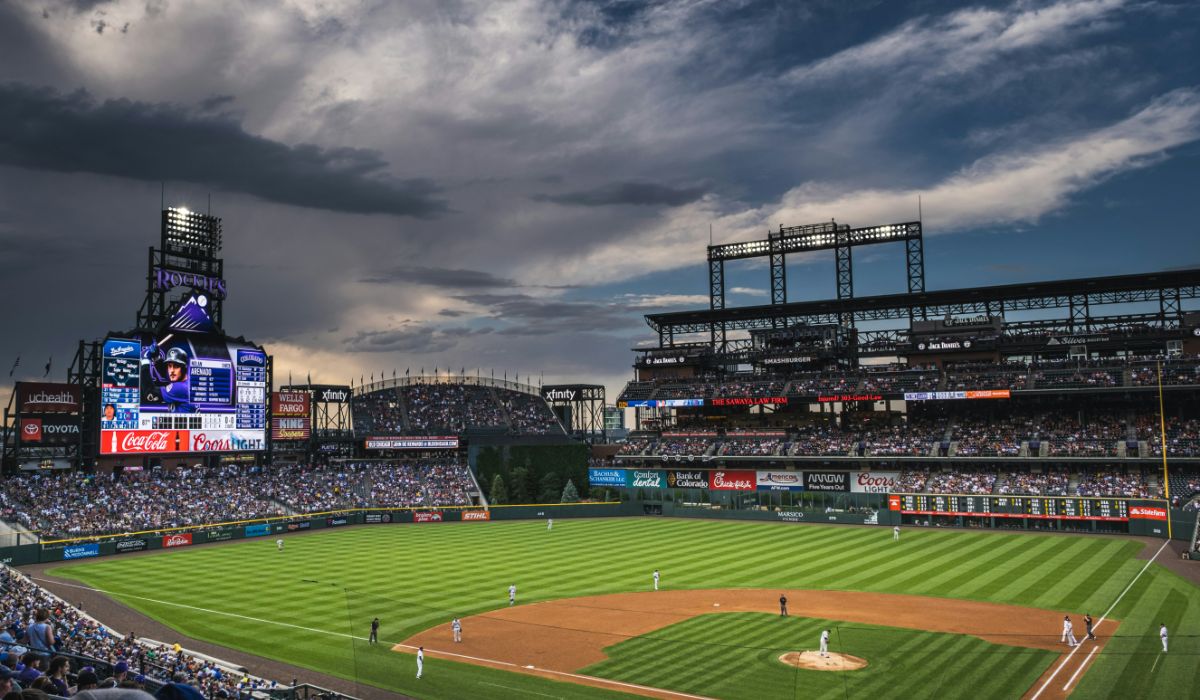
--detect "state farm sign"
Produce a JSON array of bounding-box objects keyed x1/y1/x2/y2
[
  {"x1": 851, "y1": 471, "x2": 900, "y2": 494},
  {"x1": 710, "y1": 470, "x2": 756, "y2": 491},
  {"x1": 1129, "y1": 506, "x2": 1167, "y2": 521},
  {"x1": 162, "y1": 533, "x2": 193, "y2": 548}
]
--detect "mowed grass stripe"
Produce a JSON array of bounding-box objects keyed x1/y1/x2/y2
[{"x1": 50, "y1": 518, "x2": 1193, "y2": 700}]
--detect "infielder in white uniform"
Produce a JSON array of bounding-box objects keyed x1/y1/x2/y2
[
  {"x1": 1061, "y1": 616, "x2": 1078, "y2": 647},
  {"x1": 893, "y1": 526, "x2": 900, "y2": 542},
  {"x1": 819, "y1": 629, "x2": 830, "y2": 657},
  {"x1": 451, "y1": 618, "x2": 462, "y2": 643},
  {"x1": 509, "y1": 584, "x2": 517, "y2": 606},
  {"x1": 1160, "y1": 623, "x2": 1168, "y2": 653},
  {"x1": 416, "y1": 647, "x2": 424, "y2": 678},
  {"x1": 547, "y1": 518, "x2": 553, "y2": 531},
  {"x1": 653, "y1": 569, "x2": 660, "y2": 591},
  {"x1": 276, "y1": 538, "x2": 284, "y2": 551}
]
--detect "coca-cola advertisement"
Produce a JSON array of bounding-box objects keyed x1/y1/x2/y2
[
  {"x1": 103, "y1": 430, "x2": 190, "y2": 454},
  {"x1": 710, "y1": 470, "x2": 756, "y2": 491},
  {"x1": 850, "y1": 471, "x2": 900, "y2": 494},
  {"x1": 162, "y1": 533, "x2": 193, "y2": 548},
  {"x1": 412, "y1": 511, "x2": 443, "y2": 523}
]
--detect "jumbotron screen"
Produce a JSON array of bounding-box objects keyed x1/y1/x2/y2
[{"x1": 100, "y1": 301, "x2": 267, "y2": 454}]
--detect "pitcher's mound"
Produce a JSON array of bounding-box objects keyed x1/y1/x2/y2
[{"x1": 778, "y1": 651, "x2": 868, "y2": 671}]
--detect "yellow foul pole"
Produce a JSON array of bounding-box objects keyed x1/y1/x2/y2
[{"x1": 1157, "y1": 361, "x2": 1172, "y2": 539}]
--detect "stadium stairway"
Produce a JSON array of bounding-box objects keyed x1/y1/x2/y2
[{"x1": 0, "y1": 518, "x2": 38, "y2": 546}]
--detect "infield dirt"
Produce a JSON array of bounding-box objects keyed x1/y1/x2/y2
[{"x1": 400, "y1": 588, "x2": 1110, "y2": 700}]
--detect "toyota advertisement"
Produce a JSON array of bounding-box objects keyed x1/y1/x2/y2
[
  {"x1": 99, "y1": 297, "x2": 268, "y2": 455},
  {"x1": 19, "y1": 415, "x2": 81, "y2": 446}
]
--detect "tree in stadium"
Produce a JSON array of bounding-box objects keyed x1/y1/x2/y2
[
  {"x1": 489, "y1": 474, "x2": 508, "y2": 505},
  {"x1": 561, "y1": 479, "x2": 580, "y2": 503},
  {"x1": 509, "y1": 466, "x2": 531, "y2": 503},
  {"x1": 538, "y1": 472, "x2": 562, "y2": 504}
]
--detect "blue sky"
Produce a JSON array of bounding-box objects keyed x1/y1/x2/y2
[{"x1": 0, "y1": 0, "x2": 1198, "y2": 400}]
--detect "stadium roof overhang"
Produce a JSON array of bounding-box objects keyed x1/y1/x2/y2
[{"x1": 644, "y1": 268, "x2": 1200, "y2": 334}]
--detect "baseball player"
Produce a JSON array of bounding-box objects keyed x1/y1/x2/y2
[
  {"x1": 369, "y1": 617, "x2": 379, "y2": 644},
  {"x1": 508, "y1": 584, "x2": 517, "y2": 606},
  {"x1": 779, "y1": 594, "x2": 788, "y2": 617},
  {"x1": 819, "y1": 629, "x2": 830, "y2": 657},
  {"x1": 1160, "y1": 623, "x2": 1168, "y2": 653},
  {"x1": 547, "y1": 518, "x2": 553, "y2": 531},
  {"x1": 893, "y1": 525, "x2": 900, "y2": 542},
  {"x1": 276, "y1": 539, "x2": 284, "y2": 552},
  {"x1": 416, "y1": 647, "x2": 424, "y2": 679},
  {"x1": 1061, "y1": 616, "x2": 1078, "y2": 647},
  {"x1": 452, "y1": 617, "x2": 462, "y2": 643},
  {"x1": 653, "y1": 569, "x2": 660, "y2": 591},
  {"x1": 1084, "y1": 614, "x2": 1095, "y2": 641}
]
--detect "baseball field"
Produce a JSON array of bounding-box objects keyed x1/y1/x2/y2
[{"x1": 43, "y1": 518, "x2": 1199, "y2": 699}]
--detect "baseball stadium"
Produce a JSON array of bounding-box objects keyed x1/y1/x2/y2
[{"x1": 1, "y1": 207, "x2": 1198, "y2": 700}]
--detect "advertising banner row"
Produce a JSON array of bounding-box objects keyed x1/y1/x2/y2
[
  {"x1": 619, "y1": 390, "x2": 1012, "y2": 408},
  {"x1": 589, "y1": 468, "x2": 900, "y2": 493}
]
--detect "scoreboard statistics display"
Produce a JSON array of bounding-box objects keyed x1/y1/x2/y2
[
  {"x1": 100, "y1": 320, "x2": 268, "y2": 455},
  {"x1": 893, "y1": 494, "x2": 1130, "y2": 521}
]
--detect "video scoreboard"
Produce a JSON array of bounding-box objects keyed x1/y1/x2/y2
[{"x1": 892, "y1": 494, "x2": 1130, "y2": 521}]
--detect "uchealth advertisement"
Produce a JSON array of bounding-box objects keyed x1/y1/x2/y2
[
  {"x1": 627, "y1": 470, "x2": 664, "y2": 489},
  {"x1": 757, "y1": 470, "x2": 804, "y2": 491},
  {"x1": 461, "y1": 510, "x2": 491, "y2": 521},
  {"x1": 850, "y1": 471, "x2": 900, "y2": 494},
  {"x1": 710, "y1": 470, "x2": 756, "y2": 491}
]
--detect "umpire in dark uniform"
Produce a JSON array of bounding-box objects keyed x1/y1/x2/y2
[
  {"x1": 779, "y1": 594, "x2": 788, "y2": 617},
  {"x1": 369, "y1": 617, "x2": 380, "y2": 644},
  {"x1": 1084, "y1": 614, "x2": 1095, "y2": 640}
]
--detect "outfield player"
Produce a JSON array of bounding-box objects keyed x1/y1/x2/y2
[
  {"x1": 276, "y1": 539, "x2": 284, "y2": 552},
  {"x1": 1160, "y1": 623, "x2": 1168, "y2": 653},
  {"x1": 509, "y1": 584, "x2": 517, "y2": 606},
  {"x1": 451, "y1": 617, "x2": 462, "y2": 643},
  {"x1": 1061, "y1": 616, "x2": 1078, "y2": 647},
  {"x1": 369, "y1": 617, "x2": 379, "y2": 644},
  {"x1": 653, "y1": 569, "x2": 660, "y2": 591},
  {"x1": 893, "y1": 526, "x2": 900, "y2": 542},
  {"x1": 547, "y1": 518, "x2": 553, "y2": 531},
  {"x1": 819, "y1": 629, "x2": 830, "y2": 657},
  {"x1": 416, "y1": 647, "x2": 424, "y2": 679}
]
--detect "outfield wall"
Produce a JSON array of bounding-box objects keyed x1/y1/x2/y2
[{"x1": 1, "y1": 501, "x2": 636, "y2": 566}]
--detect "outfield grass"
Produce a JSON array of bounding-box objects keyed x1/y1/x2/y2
[
  {"x1": 584, "y1": 613, "x2": 1056, "y2": 700},
  {"x1": 49, "y1": 518, "x2": 1200, "y2": 699}
]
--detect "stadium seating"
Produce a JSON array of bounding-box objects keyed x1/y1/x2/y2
[
  {"x1": 352, "y1": 382, "x2": 564, "y2": 437},
  {"x1": 0, "y1": 462, "x2": 479, "y2": 539}
]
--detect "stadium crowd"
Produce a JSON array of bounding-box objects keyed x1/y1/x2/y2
[
  {"x1": 0, "y1": 462, "x2": 479, "y2": 539},
  {"x1": 352, "y1": 383, "x2": 563, "y2": 436},
  {"x1": 0, "y1": 566, "x2": 279, "y2": 697}
]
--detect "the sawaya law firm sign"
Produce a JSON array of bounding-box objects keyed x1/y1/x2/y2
[{"x1": 588, "y1": 468, "x2": 626, "y2": 486}]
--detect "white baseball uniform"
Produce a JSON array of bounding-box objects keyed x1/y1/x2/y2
[
  {"x1": 1160, "y1": 625, "x2": 1168, "y2": 653},
  {"x1": 452, "y1": 618, "x2": 462, "y2": 643},
  {"x1": 276, "y1": 539, "x2": 283, "y2": 551},
  {"x1": 547, "y1": 518, "x2": 553, "y2": 530},
  {"x1": 1062, "y1": 618, "x2": 1078, "y2": 646},
  {"x1": 416, "y1": 648, "x2": 424, "y2": 678},
  {"x1": 653, "y1": 570, "x2": 660, "y2": 590},
  {"x1": 819, "y1": 630, "x2": 830, "y2": 657},
  {"x1": 893, "y1": 526, "x2": 900, "y2": 541},
  {"x1": 509, "y1": 584, "x2": 517, "y2": 606}
]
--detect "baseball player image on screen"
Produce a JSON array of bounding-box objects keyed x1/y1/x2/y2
[{"x1": 142, "y1": 341, "x2": 194, "y2": 412}]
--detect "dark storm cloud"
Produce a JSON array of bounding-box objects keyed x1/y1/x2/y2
[
  {"x1": 0, "y1": 83, "x2": 448, "y2": 218},
  {"x1": 361, "y1": 266, "x2": 517, "y2": 288},
  {"x1": 455, "y1": 293, "x2": 638, "y2": 336},
  {"x1": 533, "y1": 181, "x2": 708, "y2": 207},
  {"x1": 344, "y1": 325, "x2": 493, "y2": 353}
]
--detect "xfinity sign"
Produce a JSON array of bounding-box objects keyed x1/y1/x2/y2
[
  {"x1": 319, "y1": 388, "x2": 350, "y2": 403},
  {"x1": 543, "y1": 388, "x2": 578, "y2": 402}
]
